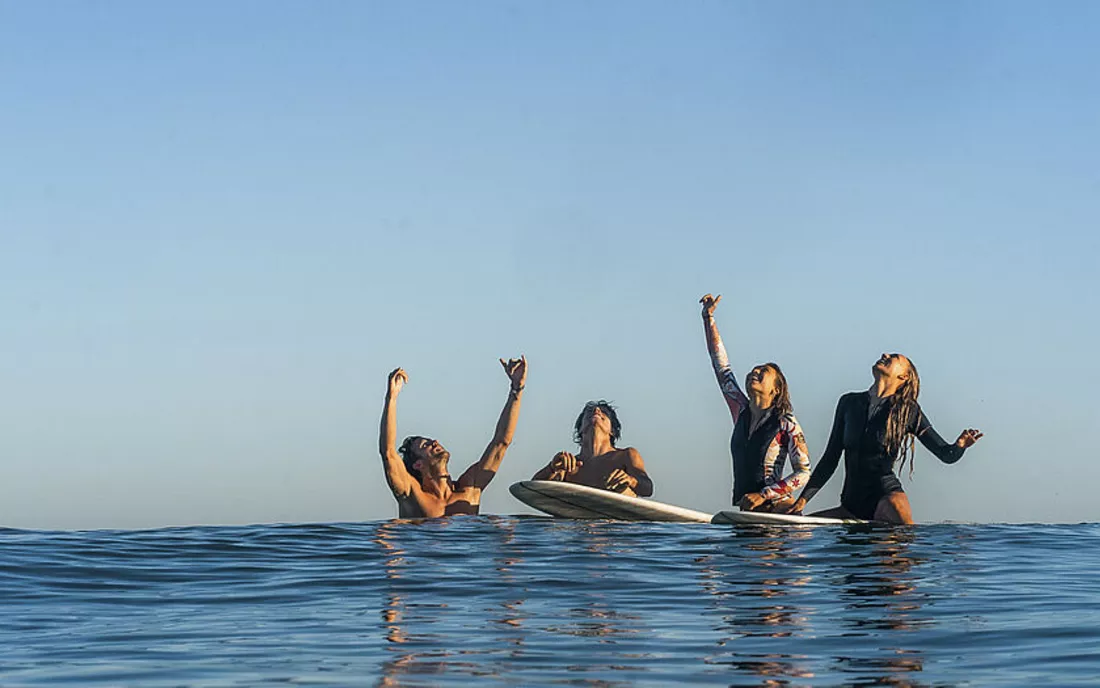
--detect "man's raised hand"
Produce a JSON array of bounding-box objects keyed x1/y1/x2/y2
[
  {"x1": 387, "y1": 368, "x2": 408, "y2": 397},
  {"x1": 501, "y1": 355, "x2": 527, "y2": 391},
  {"x1": 700, "y1": 293, "x2": 722, "y2": 318}
]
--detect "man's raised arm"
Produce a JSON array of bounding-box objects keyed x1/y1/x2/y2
[
  {"x1": 379, "y1": 368, "x2": 415, "y2": 498},
  {"x1": 458, "y1": 356, "x2": 527, "y2": 490}
]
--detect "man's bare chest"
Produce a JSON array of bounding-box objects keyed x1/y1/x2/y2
[
  {"x1": 398, "y1": 486, "x2": 482, "y2": 518},
  {"x1": 442, "y1": 487, "x2": 481, "y2": 515},
  {"x1": 574, "y1": 458, "x2": 621, "y2": 483}
]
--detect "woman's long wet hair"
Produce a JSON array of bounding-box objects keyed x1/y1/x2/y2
[
  {"x1": 885, "y1": 359, "x2": 922, "y2": 478},
  {"x1": 573, "y1": 401, "x2": 622, "y2": 446},
  {"x1": 748, "y1": 363, "x2": 793, "y2": 418}
]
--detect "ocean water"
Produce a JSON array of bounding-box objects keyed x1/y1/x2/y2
[{"x1": 2, "y1": 518, "x2": 1099, "y2": 686}]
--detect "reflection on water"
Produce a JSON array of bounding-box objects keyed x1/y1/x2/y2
[
  {"x1": 704, "y1": 528, "x2": 815, "y2": 682},
  {"x1": 2, "y1": 519, "x2": 1098, "y2": 686},
  {"x1": 362, "y1": 519, "x2": 1083, "y2": 685},
  {"x1": 830, "y1": 528, "x2": 928, "y2": 683},
  {"x1": 382, "y1": 520, "x2": 936, "y2": 685},
  {"x1": 838, "y1": 529, "x2": 927, "y2": 630}
]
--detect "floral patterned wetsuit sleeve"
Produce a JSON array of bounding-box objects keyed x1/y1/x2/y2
[
  {"x1": 760, "y1": 414, "x2": 812, "y2": 501},
  {"x1": 703, "y1": 314, "x2": 749, "y2": 422}
]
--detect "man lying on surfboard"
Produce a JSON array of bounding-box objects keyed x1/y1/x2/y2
[
  {"x1": 531, "y1": 401, "x2": 654, "y2": 497},
  {"x1": 378, "y1": 357, "x2": 527, "y2": 518}
]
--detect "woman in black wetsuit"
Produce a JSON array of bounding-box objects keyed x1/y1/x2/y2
[{"x1": 789, "y1": 353, "x2": 982, "y2": 524}]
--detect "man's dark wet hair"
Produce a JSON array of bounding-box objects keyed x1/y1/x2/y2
[
  {"x1": 573, "y1": 400, "x2": 622, "y2": 446},
  {"x1": 398, "y1": 435, "x2": 424, "y2": 483}
]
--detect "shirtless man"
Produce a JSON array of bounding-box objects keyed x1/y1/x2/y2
[
  {"x1": 532, "y1": 400, "x2": 654, "y2": 497},
  {"x1": 379, "y1": 357, "x2": 526, "y2": 518}
]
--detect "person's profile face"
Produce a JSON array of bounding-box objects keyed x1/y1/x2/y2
[
  {"x1": 413, "y1": 437, "x2": 449, "y2": 462},
  {"x1": 582, "y1": 405, "x2": 612, "y2": 436}
]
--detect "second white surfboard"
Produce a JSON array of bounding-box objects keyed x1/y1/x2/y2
[{"x1": 509, "y1": 480, "x2": 712, "y2": 523}]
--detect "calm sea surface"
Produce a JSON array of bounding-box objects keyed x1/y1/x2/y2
[{"x1": 2, "y1": 518, "x2": 1099, "y2": 686}]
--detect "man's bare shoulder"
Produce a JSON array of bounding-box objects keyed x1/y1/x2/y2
[
  {"x1": 613, "y1": 446, "x2": 644, "y2": 464},
  {"x1": 590, "y1": 446, "x2": 638, "y2": 460}
]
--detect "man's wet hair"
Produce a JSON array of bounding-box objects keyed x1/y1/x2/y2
[
  {"x1": 573, "y1": 400, "x2": 622, "y2": 447},
  {"x1": 398, "y1": 435, "x2": 424, "y2": 483}
]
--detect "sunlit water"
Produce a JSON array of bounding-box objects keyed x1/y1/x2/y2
[{"x1": 2, "y1": 518, "x2": 1099, "y2": 686}]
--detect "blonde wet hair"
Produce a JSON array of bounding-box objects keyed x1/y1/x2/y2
[{"x1": 886, "y1": 358, "x2": 922, "y2": 478}]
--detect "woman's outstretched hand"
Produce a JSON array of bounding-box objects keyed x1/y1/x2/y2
[{"x1": 955, "y1": 428, "x2": 984, "y2": 449}]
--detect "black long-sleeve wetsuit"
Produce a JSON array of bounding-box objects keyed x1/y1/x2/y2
[{"x1": 800, "y1": 392, "x2": 966, "y2": 519}]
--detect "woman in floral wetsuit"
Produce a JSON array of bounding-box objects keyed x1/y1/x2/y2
[{"x1": 700, "y1": 294, "x2": 811, "y2": 512}]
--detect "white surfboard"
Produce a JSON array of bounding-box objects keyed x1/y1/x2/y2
[
  {"x1": 509, "y1": 480, "x2": 713, "y2": 523},
  {"x1": 712, "y1": 510, "x2": 869, "y2": 526}
]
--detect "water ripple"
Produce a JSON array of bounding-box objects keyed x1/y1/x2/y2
[{"x1": 2, "y1": 518, "x2": 1099, "y2": 685}]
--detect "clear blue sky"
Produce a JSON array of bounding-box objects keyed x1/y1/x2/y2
[{"x1": 2, "y1": 2, "x2": 1097, "y2": 529}]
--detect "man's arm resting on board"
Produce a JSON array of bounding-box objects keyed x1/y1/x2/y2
[
  {"x1": 531, "y1": 462, "x2": 560, "y2": 481},
  {"x1": 610, "y1": 448, "x2": 653, "y2": 497},
  {"x1": 532, "y1": 451, "x2": 574, "y2": 481}
]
